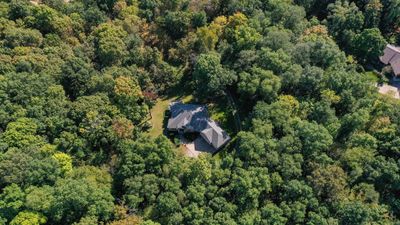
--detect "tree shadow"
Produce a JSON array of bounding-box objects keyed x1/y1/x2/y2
[
  {"x1": 162, "y1": 110, "x2": 170, "y2": 137},
  {"x1": 163, "y1": 75, "x2": 195, "y2": 102}
]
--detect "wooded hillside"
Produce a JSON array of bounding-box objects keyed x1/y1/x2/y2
[{"x1": 0, "y1": 0, "x2": 400, "y2": 224}]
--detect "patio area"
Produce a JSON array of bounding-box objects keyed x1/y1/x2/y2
[
  {"x1": 377, "y1": 78, "x2": 400, "y2": 99},
  {"x1": 180, "y1": 136, "x2": 217, "y2": 158}
]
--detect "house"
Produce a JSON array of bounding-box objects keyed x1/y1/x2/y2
[
  {"x1": 380, "y1": 44, "x2": 400, "y2": 76},
  {"x1": 167, "y1": 101, "x2": 231, "y2": 151}
]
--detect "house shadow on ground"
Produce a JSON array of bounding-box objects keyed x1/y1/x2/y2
[{"x1": 162, "y1": 110, "x2": 170, "y2": 136}]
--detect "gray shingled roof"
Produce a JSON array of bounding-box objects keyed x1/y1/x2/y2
[
  {"x1": 167, "y1": 102, "x2": 209, "y2": 132},
  {"x1": 380, "y1": 44, "x2": 400, "y2": 76},
  {"x1": 200, "y1": 120, "x2": 230, "y2": 150},
  {"x1": 167, "y1": 101, "x2": 230, "y2": 150}
]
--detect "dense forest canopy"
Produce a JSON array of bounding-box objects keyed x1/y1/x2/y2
[{"x1": 0, "y1": 0, "x2": 400, "y2": 224}]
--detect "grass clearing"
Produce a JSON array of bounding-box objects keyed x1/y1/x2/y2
[
  {"x1": 149, "y1": 92, "x2": 236, "y2": 138},
  {"x1": 148, "y1": 85, "x2": 237, "y2": 158},
  {"x1": 148, "y1": 86, "x2": 194, "y2": 138},
  {"x1": 365, "y1": 71, "x2": 380, "y2": 83},
  {"x1": 207, "y1": 94, "x2": 236, "y2": 137},
  {"x1": 148, "y1": 97, "x2": 172, "y2": 137}
]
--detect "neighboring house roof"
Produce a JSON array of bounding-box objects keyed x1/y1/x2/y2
[
  {"x1": 380, "y1": 44, "x2": 400, "y2": 76},
  {"x1": 167, "y1": 101, "x2": 231, "y2": 150}
]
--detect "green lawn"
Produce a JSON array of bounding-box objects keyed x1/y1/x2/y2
[
  {"x1": 207, "y1": 95, "x2": 236, "y2": 137},
  {"x1": 148, "y1": 97, "x2": 171, "y2": 137},
  {"x1": 149, "y1": 92, "x2": 235, "y2": 136},
  {"x1": 365, "y1": 71, "x2": 380, "y2": 83},
  {"x1": 148, "y1": 93, "x2": 193, "y2": 138}
]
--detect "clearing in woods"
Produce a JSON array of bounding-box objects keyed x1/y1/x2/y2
[{"x1": 148, "y1": 93, "x2": 193, "y2": 137}]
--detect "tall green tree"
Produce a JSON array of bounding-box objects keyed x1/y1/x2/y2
[
  {"x1": 351, "y1": 28, "x2": 387, "y2": 64},
  {"x1": 193, "y1": 52, "x2": 236, "y2": 99}
]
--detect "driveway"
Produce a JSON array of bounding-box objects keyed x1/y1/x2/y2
[
  {"x1": 181, "y1": 136, "x2": 216, "y2": 158},
  {"x1": 377, "y1": 76, "x2": 400, "y2": 99}
]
